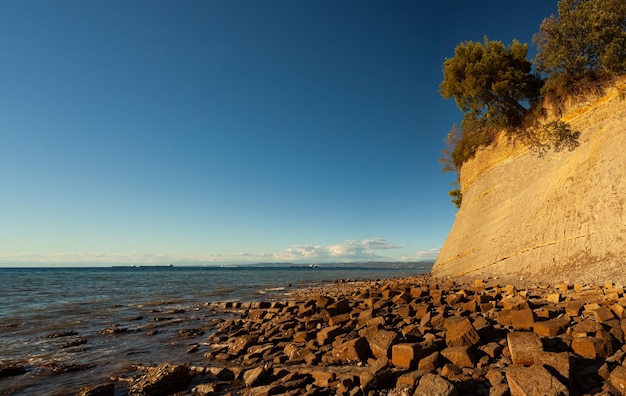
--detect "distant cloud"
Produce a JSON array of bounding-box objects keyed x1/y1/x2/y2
[{"x1": 0, "y1": 238, "x2": 438, "y2": 266}]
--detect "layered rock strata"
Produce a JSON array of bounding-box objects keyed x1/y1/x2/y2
[{"x1": 433, "y1": 79, "x2": 626, "y2": 282}]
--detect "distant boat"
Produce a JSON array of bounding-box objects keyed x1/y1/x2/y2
[{"x1": 309, "y1": 264, "x2": 319, "y2": 268}]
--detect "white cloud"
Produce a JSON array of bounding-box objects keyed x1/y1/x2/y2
[{"x1": 0, "y1": 238, "x2": 437, "y2": 265}]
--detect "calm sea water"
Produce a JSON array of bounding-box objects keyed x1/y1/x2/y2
[{"x1": 0, "y1": 265, "x2": 431, "y2": 395}]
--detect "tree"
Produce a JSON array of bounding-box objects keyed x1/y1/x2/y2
[
  {"x1": 534, "y1": 0, "x2": 626, "y2": 92},
  {"x1": 440, "y1": 37, "x2": 543, "y2": 133}
]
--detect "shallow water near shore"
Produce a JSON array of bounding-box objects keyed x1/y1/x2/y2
[{"x1": 0, "y1": 265, "x2": 431, "y2": 395}]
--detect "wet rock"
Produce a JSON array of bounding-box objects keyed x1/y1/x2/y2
[
  {"x1": 129, "y1": 362, "x2": 193, "y2": 396},
  {"x1": 0, "y1": 363, "x2": 27, "y2": 379},
  {"x1": 100, "y1": 326, "x2": 128, "y2": 335},
  {"x1": 77, "y1": 383, "x2": 115, "y2": 396},
  {"x1": 178, "y1": 328, "x2": 205, "y2": 338},
  {"x1": 61, "y1": 337, "x2": 88, "y2": 348},
  {"x1": 45, "y1": 330, "x2": 78, "y2": 338}
]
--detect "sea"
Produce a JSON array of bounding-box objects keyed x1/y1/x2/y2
[{"x1": 0, "y1": 264, "x2": 432, "y2": 395}]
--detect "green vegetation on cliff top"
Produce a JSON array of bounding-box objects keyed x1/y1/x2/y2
[{"x1": 440, "y1": 0, "x2": 626, "y2": 208}]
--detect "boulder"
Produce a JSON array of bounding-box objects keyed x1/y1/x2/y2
[
  {"x1": 506, "y1": 365, "x2": 568, "y2": 396},
  {"x1": 369, "y1": 329, "x2": 400, "y2": 359},
  {"x1": 444, "y1": 317, "x2": 480, "y2": 347},
  {"x1": 330, "y1": 337, "x2": 371, "y2": 363},
  {"x1": 441, "y1": 346, "x2": 475, "y2": 368},
  {"x1": 228, "y1": 335, "x2": 258, "y2": 356},
  {"x1": 533, "y1": 317, "x2": 570, "y2": 337},
  {"x1": 510, "y1": 308, "x2": 535, "y2": 330},
  {"x1": 413, "y1": 373, "x2": 457, "y2": 396},
  {"x1": 609, "y1": 365, "x2": 626, "y2": 395},
  {"x1": 507, "y1": 331, "x2": 543, "y2": 366}
]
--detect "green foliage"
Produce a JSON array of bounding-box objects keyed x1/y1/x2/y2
[
  {"x1": 440, "y1": 37, "x2": 543, "y2": 133},
  {"x1": 524, "y1": 120, "x2": 581, "y2": 156},
  {"x1": 534, "y1": 0, "x2": 626, "y2": 95},
  {"x1": 448, "y1": 187, "x2": 462, "y2": 209}
]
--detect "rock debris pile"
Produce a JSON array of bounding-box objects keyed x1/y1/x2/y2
[{"x1": 74, "y1": 274, "x2": 626, "y2": 395}]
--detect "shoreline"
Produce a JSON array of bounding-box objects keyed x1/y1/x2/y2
[{"x1": 3, "y1": 273, "x2": 626, "y2": 395}]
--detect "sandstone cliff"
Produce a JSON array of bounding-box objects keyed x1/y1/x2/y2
[{"x1": 433, "y1": 79, "x2": 626, "y2": 283}]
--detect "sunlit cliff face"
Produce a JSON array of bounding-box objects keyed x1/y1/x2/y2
[{"x1": 433, "y1": 79, "x2": 626, "y2": 284}]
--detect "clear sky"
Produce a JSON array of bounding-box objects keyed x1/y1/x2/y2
[{"x1": 0, "y1": 1, "x2": 557, "y2": 266}]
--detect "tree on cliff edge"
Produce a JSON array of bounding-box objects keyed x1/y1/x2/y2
[
  {"x1": 534, "y1": 0, "x2": 626, "y2": 96},
  {"x1": 440, "y1": 37, "x2": 543, "y2": 134}
]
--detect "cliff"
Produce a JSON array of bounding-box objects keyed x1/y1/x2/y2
[{"x1": 433, "y1": 78, "x2": 626, "y2": 283}]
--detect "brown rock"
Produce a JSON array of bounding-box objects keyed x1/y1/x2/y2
[
  {"x1": 510, "y1": 308, "x2": 535, "y2": 330},
  {"x1": 535, "y1": 351, "x2": 573, "y2": 388},
  {"x1": 369, "y1": 329, "x2": 400, "y2": 359},
  {"x1": 391, "y1": 343, "x2": 419, "y2": 369},
  {"x1": 506, "y1": 365, "x2": 568, "y2": 396},
  {"x1": 358, "y1": 308, "x2": 377, "y2": 325},
  {"x1": 570, "y1": 318, "x2": 603, "y2": 336},
  {"x1": 594, "y1": 305, "x2": 615, "y2": 323},
  {"x1": 414, "y1": 373, "x2": 457, "y2": 396},
  {"x1": 479, "y1": 342, "x2": 503, "y2": 359},
  {"x1": 441, "y1": 346, "x2": 475, "y2": 368},
  {"x1": 360, "y1": 357, "x2": 394, "y2": 391},
  {"x1": 396, "y1": 370, "x2": 428, "y2": 389},
  {"x1": 501, "y1": 296, "x2": 528, "y2": 310},
  {"x1": 315, "y1": 295, "x2": 335, "y2": 309},
  {"x1": 571, "y1": 336, "x2": 597, "y2": 359},
  {"x1": 308, "y1": 369, "x2": 335, "y2": 387},
  {"x1": 331, "y1": 337, "x2": 371, "y2": 363},
  {"x1": 564, "y1": 301, "x2": 584, "y2": 317},
  {"x1": 445, "y1": 317, "x2": 480, "y2": 347},
  {"x1": 77, "y1": 384, "x2": 115, "y2": 396},
  {"x1": 417, "y1": 351, "x2": 441, "y2": 371},
  {"x1": 191, "y1": 383, "x2": 219, "y2": 396},
  {"x1": 595, "y1": 330, "x2": 613, "y2": 358},
  {"x1": 609, "y1": 365, "x2": 626, "y2": 395},
  {"x1": 228, "y1": 335, "x2": 258, "y2": 356},
  {"x1": 507, "y1": 331, "x2": 543, "y2": 366},
  {"x1": 612, "y1": 303, "x2": 626, "y2": 319},
  {"x1": 243, "y1": 366, "x2": 268, "y2": 387},
  {"x1": 534, "y1": 317, "x2": 570, "y2": 337},
  {"x1": 546, "y1": 293, "x2": 561, "y2": 304},
  {"x1": 496, "y1": 310, "x2": 512, "y2": 327},
  {"x1": 129, "y1": 363, "x2": 193, "y2": 396},
  {"x1": 316, "y1": 325, "x2": 344, "y2": 345}
]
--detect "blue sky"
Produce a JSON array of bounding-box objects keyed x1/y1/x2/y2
[{"x1": 0, "y1": 1, "x2": 557, "y2": 266}]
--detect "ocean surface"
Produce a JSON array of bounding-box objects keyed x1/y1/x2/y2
[{"x1": 0, "y1": 264, "x2": 431, "y2": 395}]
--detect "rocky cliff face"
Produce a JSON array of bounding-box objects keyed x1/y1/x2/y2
[{"x1": 433, "y1": 79, "x2": 626, "y2": 283}]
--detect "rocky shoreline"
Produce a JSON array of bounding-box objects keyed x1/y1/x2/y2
[{"x1": 5, "y1": 273, "x2": 626, "y2": 395}]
